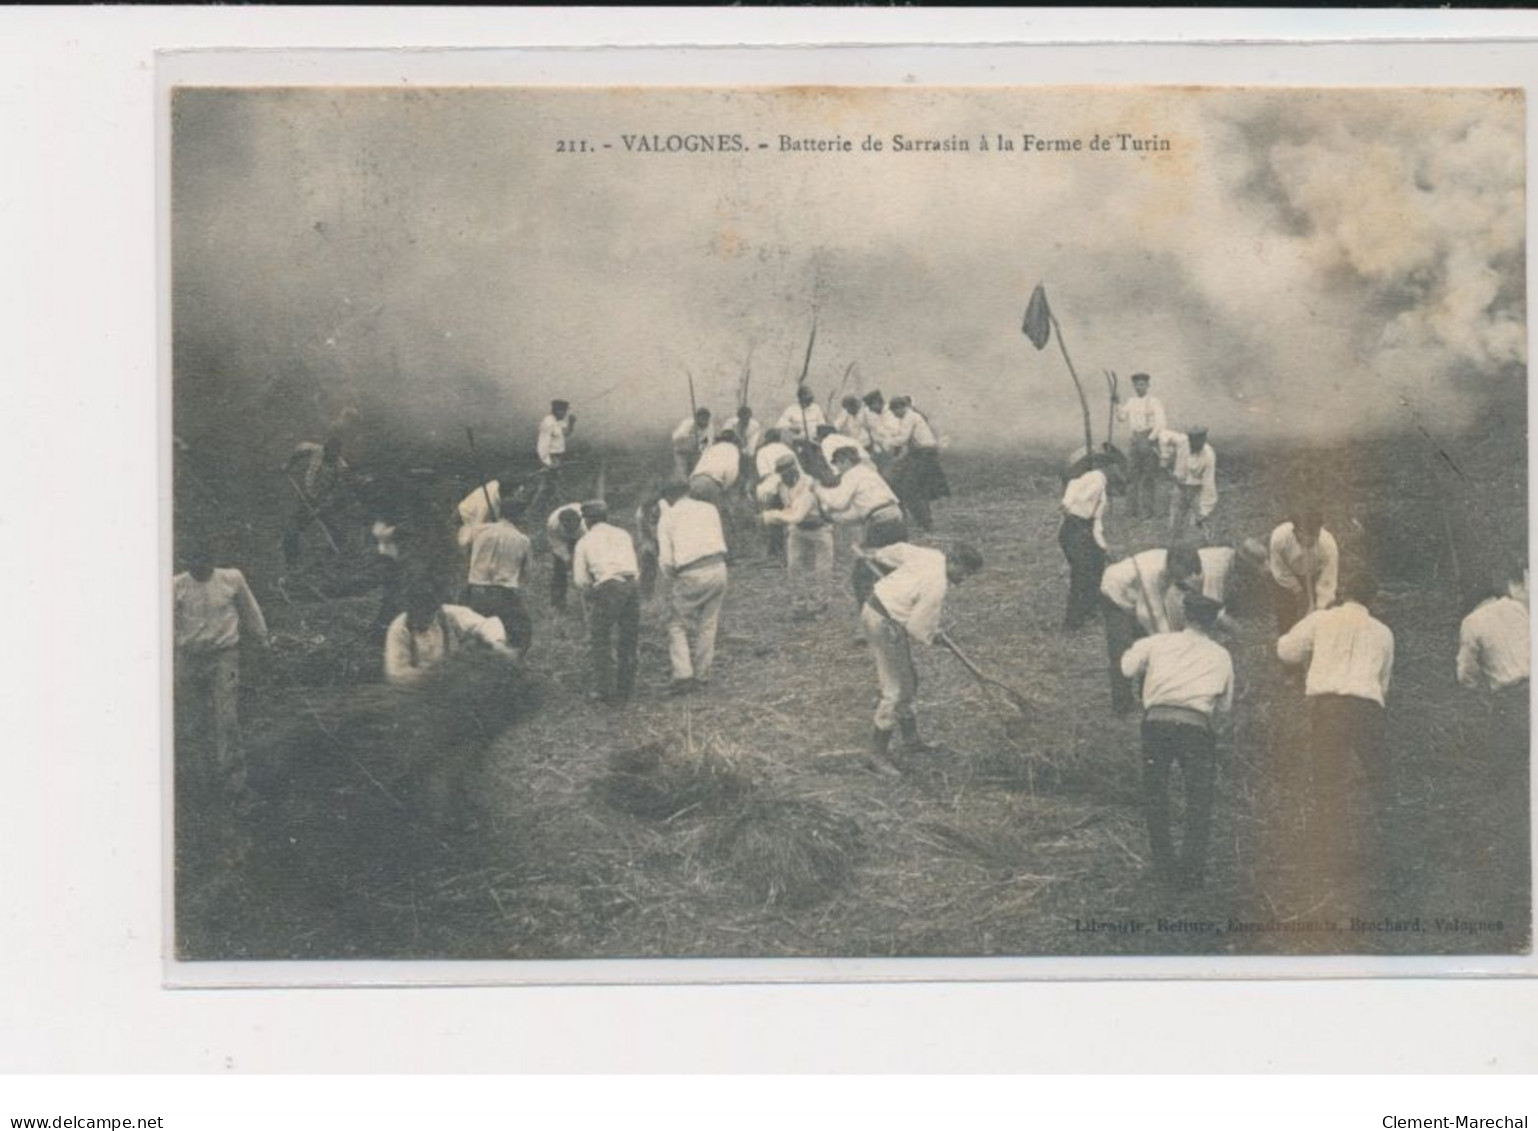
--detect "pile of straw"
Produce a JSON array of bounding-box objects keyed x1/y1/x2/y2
[{"x1": 706, "y1": 797, "x2": 862, "y2": 909}]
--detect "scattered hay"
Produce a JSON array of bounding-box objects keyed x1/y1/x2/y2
[
  {"x1": 706, "y1": 797, "x2": 863, "y2": 909},
  {"x1": 597, "y1": 740, "x2": 751, "y2": 822}
]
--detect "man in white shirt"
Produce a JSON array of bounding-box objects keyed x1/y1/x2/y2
[
  {"x1": 1100, "y1": 544, "x2": 1205, "y2": 715},
  {"x1": 761, "y1": 453, "x2": 836, "y2": 620},
  {"x1": 858, "y1": 541, "x2": 985, "y2": 775},
  {"x1": 536, "y1": 399, "x2": 576, "y2": 470},
  {"x1": 671, "y1": 408, "x2": 714, "y2": 479},
  {"x1": 833, "y1": 395, "x2": 870, "y2": 450},
  {"x1": 752, "y1": 429, "x2": 797, "y2": 563},
  {"x1": 465, "y1": 500, "x2": 533, "y2": 657},
  {"x1": 657, "y1": 479, "x2": 730, "y2": 693},
  {"x1": 1269, "y1": 509, "x2": 1340, "y2": 633},
  {"x1": 174, "y1": 544, "x2": 270, "y2": 795},
  {"x1": 546, "y1": 502, "x2": 588, "y2": 612},
  {"x1": 455, "y1": 474, "x2": 516, "y2": 551},
  {"x1": 860, "y1": 390, "x2": 898, "y2": 471},
  {"x1": 1277, "y1": 568, "x2": 1396, "y2": 892},
  {"x1": 571, "y1": 501, "x2": 642, "y2": 704},
  {"x1": 383, "y1": 580, "x2": 515, "y2": 690},
  {"x1": 1120, "y1": 592, "x2": 1233, "y2": 889},
  {"x1": 1164, "y1": 426, "x2": 1217, "y2": 537},
  {"x1": 776, "y1": 385, "x2": 828, "y2": 444},
  {"x1": 281, "y1": 434, "x2": 351, "y2": 567},
  {"x1": 1059, "y1": 456, "x2": 1111, "y2": 629},
  {"x1": 815, "y1": 445, "x2": 909, "y2": 614},
  {"x1": 692, "y1": 428, "x2": 743, "y2": 492},
  {"x1": 886, "y1": 396, "x2": 949, "y2": 531},
  {"x1": 1458, "y1": 556, "x2": 1529, "y2": 693},
  {"x1": 1113, "y1": 372, "x2": 1167, "y2": 518}
]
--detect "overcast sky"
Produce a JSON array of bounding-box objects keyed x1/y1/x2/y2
[{"x1": 172, "y1": 86, "x2": 1525, "y2": 451}]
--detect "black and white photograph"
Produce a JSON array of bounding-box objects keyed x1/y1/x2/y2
[{"x1": 168, "y1": 83, "x2": 1530, "y2": 968}]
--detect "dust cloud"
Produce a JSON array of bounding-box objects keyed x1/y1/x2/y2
[{"x1": 172, "y1": 87, "x2": 1525, "y2": 458}]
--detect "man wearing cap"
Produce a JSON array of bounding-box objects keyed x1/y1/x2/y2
[
  {"x1": 752, "y1": 429, "x2": 797, "y2": 563},
  {"x1": 545, "y1": 502, "x2": 588, "y2": 612},
  {"x1": 776, "y1": 384, "x2": 828, "y2": 445},
  {"x1": 1120, "y1": 591, "x2": 1234, "y2": 889},
  {"x1": 857, "y1": 540, "x2": 985, "y2": 775},
  {"x1": 464, "y1": 498, "x2": 534, "y2": 658},
  {"x1": 571, "y1": 501, "x2": 642, "y2": 704},
  {"x1": 1100, "y1": 544, "x2": 1205, "y2": 716},
  {"x1": 1162, "y1": 539, "x2": 1270, "y2": 635},
  {"x1": 886, "y1": 396, "x2": 949, "y2": 532},
  {"x1": 537, "y1": 399, "x2": 576, "y2": 470},
  {"x1": 1268, "y1": 509, "x2": 1339, "y2": 634},
  {"x1": 761, "y1": 452, "x2": 836, "y2": 620},
  {"x1": 1113, "y1": 372, "x2": 1167, "y2": 518},
  {"x1": 657, "y1": 477, "x2": 730, "y2": 693},
  {"x1": 671, "y1": 408, "x2": 714, "y2": 480},
  {"x1": 1163, "y1": 426, "x2": 1217, "y2": 537}
]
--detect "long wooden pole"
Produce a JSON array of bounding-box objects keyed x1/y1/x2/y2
[{"x1": 1048, "y1": 310, "x2": 1094, "y2": 457}]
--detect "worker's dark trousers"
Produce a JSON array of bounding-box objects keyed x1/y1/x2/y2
[
  {"x1": 1100, "y1": 595, "x2": 1146, "y2": 716},
  {"x1": 1059, "y1": 515, "x2": 1107, "y2": 629},
  {"x1": 851, "y1": 512, "x2": 910, "y2": 610},
  {"x1": 1272, "y1": 581, "x2": 1310, "y2": 635},
  {"x1": 1307, "y1": 694, "x2": 1391, "y2": 892},
  {"x1": 587, "y1": 577, "x2": 640, "y2": 702},
  {"x1": 1141, "y1": 719, "x2": 1217, "y2": 885}
]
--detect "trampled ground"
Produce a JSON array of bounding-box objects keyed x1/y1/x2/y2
[{"x1": 173, "y1": 418, "x2": 1531, "y2": 962}]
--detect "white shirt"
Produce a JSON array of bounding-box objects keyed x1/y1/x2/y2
[
  {"x1": 1169, "y1": 439, "x2": 1217, "y2": 516},
  {"x1": 1101, "y1": 548, "x2": 1179, "y2": 633},
  {"x1": 762, "y1": 471, "x2": 829, "y2": 528},
  {"x1": 1269, "y1": 524, "x2": 1339, "y2": 611},
  {"x1": 546, "y1": 502, "x2": 588, "y2": 562},
  {"x1": 572, "y1": 522, "x2": 640, "y2": 589},
  {"x1": 657, "y1": 496, "x2": 727, "y2": 572},
  {"x1": 467, "y1": 521, "x2": 532, "y2": 588},
  {"x1": 862, "y1": 406, "x2": 898, "y2": 451},
  {"x1": 536, "y1": 413, "x2": 572, "y2": 466},
  {"x1": 890, "y1": 410, "x2": 937, "y2": 452},
  {"x1": 1277, "y1": 602, "x2": 1395, "y2": 706},
  {"x1": 832, "y1": 407, "x2": 870, "y2": 448},
  {"x1": 820, "y1": 433, "x2": 868, "y2": 468},
  {"x1": 1457, "y1": 596, "x2": 1530, "y2": 691},
  {"x1": 693, "y1": 440, "x2": 742, "y2": 488},
  {"x1": 457, "y1": 481, "x2": 503, "y2": 545},
  {"x1": 868, "y1": 543, "x2": 948, "y2": 645},
  {"x1": 672, "y1": 417, "x2": 713, "y2": 454},
  {"x1": 1060, "y1": 468, "x2": 1108, "y2": 550},
  {"x1": 776, "y1": 401, "x2": 827, "y2": 442},
  {"x1": 1120, "y1": 629, "x2": 1234, "y2": 719},
  {"x1": 755, "y1": 441, "x2": 797, "y2": 480},
  {"x1": 174, "y1": 568, "x2": 269, "y2": 653},
  {"x1": 814, "y1": 462, "x2": 900, "y2": 524},
  {"x1": 1117, "y1": 393, "x2": 1167, "y2": 436},
  {"x1": 383, "y1": 605, "x2": 507, "y2": 688},
  {"x1": 1160, "y1": 548, "x2": 1241, "y2": 634}
]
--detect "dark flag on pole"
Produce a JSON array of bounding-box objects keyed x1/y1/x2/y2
[{"x1": 1022, "y1": 284, "x2": 1052, "y2": 350}]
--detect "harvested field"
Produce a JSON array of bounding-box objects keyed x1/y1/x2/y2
[{"x1": 173, "y1": 415, "x2": 1530, "y2": 961}]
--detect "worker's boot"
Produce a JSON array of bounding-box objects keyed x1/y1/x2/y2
[
  {"x1": 897, "y1": 715, "x2": 931, "y2": 753},
  {"x1": 864, "y1": 727, "x2": 903, "y2": 778}
]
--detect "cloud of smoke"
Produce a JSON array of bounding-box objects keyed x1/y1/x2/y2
[{"x1": 171, "y1": 87, "x2": 1524, "y2": 461}]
